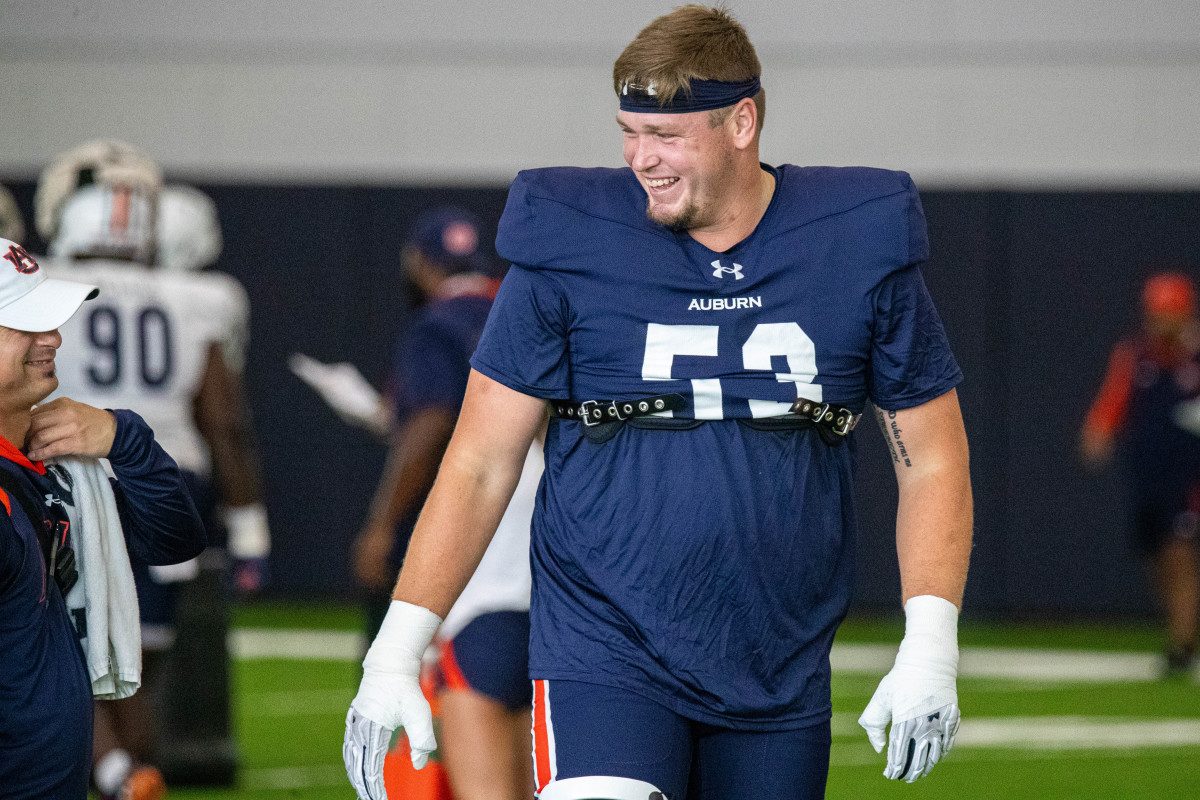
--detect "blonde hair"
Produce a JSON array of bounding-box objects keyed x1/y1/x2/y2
[{"x1": 613, "y1": 5, "x2": 765, "y2": 129}]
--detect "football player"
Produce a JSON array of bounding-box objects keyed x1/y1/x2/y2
[
  {"x1": 345, "y1": 7, "x2": 972, "y2": 799},
  {"x1": 36, "y1": 143, "x2": 269, "y2": 798},
  {"x1": 0, "y1": 183, "x2": 26, "y2": 244},
  {"x1": 1083, "y1": 272, "x2": 1200, "y2": 676},
  {"x1": 351, "y1": 207, "x2": 539, "y2": 800}
]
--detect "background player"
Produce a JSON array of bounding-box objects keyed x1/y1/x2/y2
[
  {"x1": 344, "y1": 206, "x2": 539, "y2": 800},
  {"x1": 0, "y1": 183, "x2": 26, "y2": 245},
  {"x1": 1082, "y1": 271, "x2": 1200, "y2": 676},
  {"x1": 35, "y1": 142, "x2": 270, "y2": 795},
  {"x1": 346, "y1": 6, "x2": 972, "y2": 799}
]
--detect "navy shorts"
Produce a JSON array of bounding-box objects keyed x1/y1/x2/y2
[
  {"x1": 438, "y1": 610, "x2": 532, "y2": 711},
  {"x1": 1132, "y1": 495, "x2": 1199, "y2": 555},
  {"x1": 532, "y1": 679, "x2": 830, "y2": 800}
]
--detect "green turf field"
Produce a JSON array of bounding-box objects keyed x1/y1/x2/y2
[{"x1": 160, "y1": 603, "x2": 1199, "y2": 799}]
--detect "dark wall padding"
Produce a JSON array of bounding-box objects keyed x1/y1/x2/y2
[{"x1": 9, "y1": 181, "x2": 1200, "y2": 617}]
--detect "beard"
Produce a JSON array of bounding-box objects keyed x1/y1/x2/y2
[
  {"x1": 647, "y1": 201, "x2": 700, "y2": 232},
  {"x1": 643, "y1": 151, "x2": 736, "y2": 233}
]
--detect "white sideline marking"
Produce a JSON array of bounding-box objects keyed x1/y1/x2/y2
[
  {"x1": 241, "y1": 764, "x2": 347, "y2": 790},
  {"x1": 957, "y1": 717, "x2": 1200, "y2": 749},
  {"x1": 830, "y1": 741, "x2": 1199, "y2": 767},
  {"x1": 832, "y1": 712, "x2": 1200, "y2": 749},
  {"x1": 229, "y1": 628, "x2": 364, "y2": 661},
  {"x1": 230, "y1": 630, "x2": 1191, "y2": 683},
  {"x1": 831, "y1": 643, "x2": 1172, "y2": 682},
  {"x1": 243, "y1": 720, "x2": 1200, "y2": 789},
  {"x1": 244, "y1": 688, "x2": 352, "y2": 717}
]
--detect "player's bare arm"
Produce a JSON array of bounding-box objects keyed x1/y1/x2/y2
[
  {"x1": 345, "y1": 370, "x2": 544, "y2": 796},
  {"x1": 872, "y1": 405, "x2": 902, "y2": 467},
  {"x1": 194, "y1": 342, "x2": 262, "y2": 507},
  {"x1": 354, "y1": 405, "x2": 456, "y2": 590},
  {"x1": 194, "y1": 341, "x2": 274, "y2": 591},
  {"x1": 393, "y1": 369, "x2": 545, "y2": 616},
  {"x1": 888, "y1": 388, "x2": 972, "y2": 606},
  {"x1": 859, "y1": 387, "x2": 971, "y2": 782}
]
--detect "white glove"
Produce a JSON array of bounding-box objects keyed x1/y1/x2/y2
[
  {"x1": 344, "y1": 601, "x2": 442, "y2": 800},
  {"x1": 288, "y1": 353, "x2": 388, "y2": 435},
  {"x1": 858, "y1": 594, "x2": 961, "y2": 783},
  {"x1": 1173, "y1": 397, "x2": 1200, "y2": 436},
  {"x1": 224, "y1": 503, "x2": 271, "y2": 594}
]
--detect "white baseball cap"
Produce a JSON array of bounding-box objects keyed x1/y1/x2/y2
[{"x1": 0, "y1": 238, "x2": 98, "y2": 332}]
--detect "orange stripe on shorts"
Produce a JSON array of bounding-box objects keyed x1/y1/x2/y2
[
  {"x1": 532, "y1": 679, "x2": 553, "y2": 792},
  {"x1": 438, "y1": 639, "x2": 471, "y2": 693}
]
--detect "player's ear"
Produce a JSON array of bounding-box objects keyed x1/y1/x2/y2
[{"x1": 729, "y1": 97, "x2": 758, "y2": 150}]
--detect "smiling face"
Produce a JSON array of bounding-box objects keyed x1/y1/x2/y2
[
  {"x1": 618, "y1": 107, "x2": 744, "y2": 233},
  {"x1": 0, "y1": 326, "x2": 62, "y2": 417}
]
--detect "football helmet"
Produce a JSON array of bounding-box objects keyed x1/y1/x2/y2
[
  {"x1": 49, "y1": 182, "x2": 157, "y2": 264},
  {"x1": 35, "y1": 139, "x2": 161, "y2": 243},
  {"x1": 0, "y1": 184, "x2": 25, "y2": 244},
  {"x1": 157, "y1": 184, "x2": 223, "y2": 272}
]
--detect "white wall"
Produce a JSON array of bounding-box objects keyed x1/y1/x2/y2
[{"x1": 2, "y1": 0, "x2": 1198, "y2": 187}]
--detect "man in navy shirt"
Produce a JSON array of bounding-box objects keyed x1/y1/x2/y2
[
  {"x1": 353, "y1": 207, "x2": 500, "y2": 617},
  {"x1": 346, "y1": 7, "x2": 972, "y2": 799},
  {"x1": 0, "y1": 237, "x2": 206, "y2": 799},
  {"x1": 352, "y1": 207, "x2": 537, "y2": 798}
]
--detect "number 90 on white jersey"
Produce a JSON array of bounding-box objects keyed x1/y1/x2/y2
[{"x1": 46, "y1": 258, "x2": 249, "y2": 475}]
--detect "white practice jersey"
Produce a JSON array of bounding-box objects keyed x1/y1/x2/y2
[
  {"x1": 438, "y1": 441, "x2": 543, "y2": 642},
  {"x1": 46, "y1": 258, "x2": 249, "y2": 475}
]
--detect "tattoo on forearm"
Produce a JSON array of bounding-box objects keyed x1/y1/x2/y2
[{"x1": 874, "y1": 407, "x2": 913, "y2": 468}]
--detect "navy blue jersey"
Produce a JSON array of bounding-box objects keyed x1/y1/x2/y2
[
  {"x1": 393, "y1": 292, "x2": 496, "y2": 420},
  {"x1": 471, "y1": 165, "x2": 961, "y2": 728},
  {"x1": 386, "y1": 290, "x2": 495, "y2": 568},
  {"x1": 0, "y1": 410, "x2": 205, "y2": 799}
]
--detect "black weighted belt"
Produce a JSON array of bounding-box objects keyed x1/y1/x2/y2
[{"x1": 548, "y1": 394, "x2": 861, "y2": 445}]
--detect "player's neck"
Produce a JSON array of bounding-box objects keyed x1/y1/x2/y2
[
  {"x1": 688, "y1": 166, "x2": 775, "y2": 253},
  {"x1": 0, "y1": 412, "x2": 32, "y2": 459}
]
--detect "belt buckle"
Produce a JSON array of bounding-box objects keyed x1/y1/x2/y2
[
  {"x1": 832, "y1": 412, "x2": 860, "y2": 437},
  {"x1": 579, "y1": 400, "x2": 602, "y2": 427},
  {"x1": 610, "y1": 401, "x2": 637, "y2": 421}
]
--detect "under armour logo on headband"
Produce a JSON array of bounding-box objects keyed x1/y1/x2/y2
[
  {"x1": 619, "y1": 76, "x2": 761, "y2": 114},
  {"x1": 620, "y1": 81, "x2": 658, "y2": 97}
]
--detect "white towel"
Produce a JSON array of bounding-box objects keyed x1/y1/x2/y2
[{"x1": 59, "y1": 457, "x2": 141, "y2": 699}]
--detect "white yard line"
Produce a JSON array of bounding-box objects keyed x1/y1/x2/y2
[
  {"x1": 230, "y1": 629, "x2": 1184, "y2": 683},
  {"x1": 229, "y1": 628, "x2": 364, "y2": 661},
  {"x1": 955, "y1": 717, "x2": 1200, "y2": 749},
  {"x1": 832, "y1": 643, "x2": 1179, "y2": 682},
  {"x1": 242, "y1": 688, "x2": 353, "y2": 717},
  {"x1": 832, "y1": 712, "x2": 1200, "y2": 749},
  {"x1": 243, "y1": 718, "x2": 1200, "y2": 791},
  {"x1": 240, "y1": 764, "x2": 348, "y2": 790},
  {"x1": 830, "y1": 742, "x2": 1197, "y2": 768}
]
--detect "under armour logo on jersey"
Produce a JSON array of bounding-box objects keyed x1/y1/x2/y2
[
  {"x1": 44, "y1": 493, "x2": 66, "y2": 509},
  {"x1": 711, "y1": 259, "x2": 744, "y2": 280},
  {"x1": 3, "y1": 244, "x2": 39, "y2": 274}
]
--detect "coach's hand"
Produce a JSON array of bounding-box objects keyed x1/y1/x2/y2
[
  {"x1": 859, "y1": 595, "x2": 960, "y2": 783},
  {"x1": 344, "y1": 601, "x2": 442, "y2": 800},
  {"x1": 27, "y1": 398, "x2": 117, "y2": 462}
]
